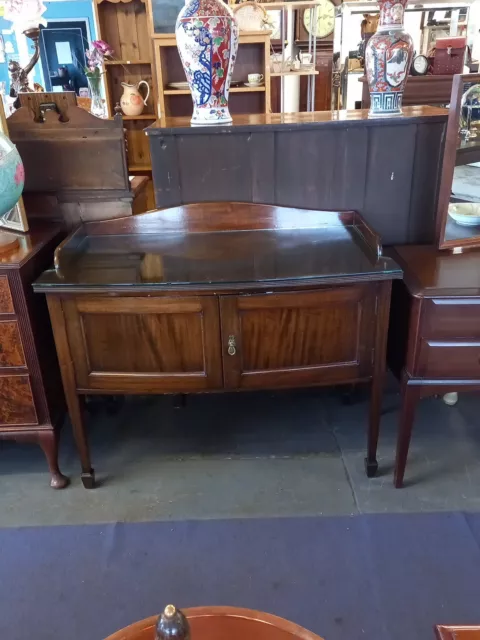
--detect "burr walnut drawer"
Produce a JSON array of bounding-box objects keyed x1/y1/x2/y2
[
  {"x1": 0, "y1": 374, "x2": 37, "y2": 426},
  {"x1": 0, "y1": 320, "x2": 26, "y2": 368},
  {"x1": 0, "y1": 275, "x2": 14, "y2": 314},
  {"x1": 417, "y1": 340, "x2": 480, "y2": 380},
  {"x1": 423, "y1": 298, "x2": 480, "y2": 340}
]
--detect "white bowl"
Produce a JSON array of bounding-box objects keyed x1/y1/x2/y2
[{"x1": 448, "y1": 203, "x2": 480, "y2": 227}]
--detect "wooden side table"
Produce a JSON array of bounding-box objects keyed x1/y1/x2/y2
[
  {"x1": 104, "y1": 606, "x2": 324, "y2": 640},
  {"x1": 34, "y1": 203, "x2": 401, "y2": 487},
  {"x1": 436, "y1": 625, "x2": 480, "y2": 639},
  {"x1": 388, "y1": 245, "x2": 480, "y2": 488}
]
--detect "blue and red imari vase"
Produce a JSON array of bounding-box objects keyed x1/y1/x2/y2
[
  {"x1": 365, "y1": 0, "x2": 413, "y2": 117},
  {"x1": 176, "y1": 0, "x2": 239, "y2": 125}
]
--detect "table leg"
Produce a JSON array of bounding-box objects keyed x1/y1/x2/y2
[
  {"x1": 394, "y1": 376, "x2": 420, "y2": 488},
  {"x1": 68, "y1": 392, "x2": 95, "y2": 488},
  {"x1": 46, "y1": 296, "x2": 95, "y2": 489},
  {"x1": 37, "y1": 430, "x2": 69, "y2": 489},
  {"x1": 365, "y1": 281, "x2": 392, "y2": 478}
]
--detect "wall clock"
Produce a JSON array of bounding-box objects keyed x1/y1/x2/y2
[{"x1": 301, "y1": 0, "x2": 335, "y2": 40}]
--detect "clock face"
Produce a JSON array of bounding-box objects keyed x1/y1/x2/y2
[
  {"x1": 303, "y1": 0, "x2": 335, "y2": 39},
  {"x1": 413, "y1": 55, "x2": 428, "y2": 75}
]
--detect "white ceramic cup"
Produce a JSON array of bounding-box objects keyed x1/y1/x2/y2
[
  {"x1": 298, "y1": 53, "x2": 312, "y2": 65},
  {"x1": 247, "y1": 73, "x2": 264, "y2": 84}
]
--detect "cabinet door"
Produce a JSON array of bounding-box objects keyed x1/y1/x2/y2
[
  {"x1": 63, "y1": 296, "x2": 223, "y2": 392},
  {"x1": 220, "y1": 287, "x2": 377, "y2": 389}
]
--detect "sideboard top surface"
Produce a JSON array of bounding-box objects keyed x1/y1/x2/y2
[
  {"x1": 34, "y1": 203, "x2": 402, "y2": 293},
  {"x1": 0, "y1": 225, "x2": 62, "y2": 269},
  {"x1": 146, "y1": 106, "x2": 448, "y2": 135}
]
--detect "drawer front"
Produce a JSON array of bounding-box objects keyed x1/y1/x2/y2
[
  {"x1": 418, "y1": 340, "x2": 480, "y2": 380},
  {"x1": 0, "y1": 375, "x2": 37, "y2": 426},
  {"x1": 424, "y1": 299, "x2": 480, "y2": 340},
  {"x1": 0, "y1": 275, "x2": 14, "y2": 314},
  {"x1": 0, "y1": 320, "x2": 26, "y2": 368}
]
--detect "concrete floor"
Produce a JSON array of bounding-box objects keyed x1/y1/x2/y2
[{"x1": 1, "y1": 380, "x2": 480, "y2": 527}]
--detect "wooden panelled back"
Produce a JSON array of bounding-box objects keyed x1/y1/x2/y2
[{"x1": 8, "y1": 103, "x2": 130, "y2": 192}]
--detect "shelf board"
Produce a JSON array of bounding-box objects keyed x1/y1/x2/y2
[
  {"x1": 123, "y1": 114, "x2": 157, "y2": 120},
  {"x1": 164, "y1": 86, "x2": 266, "y2": 95},
  {"x1": 271, "y1": 69, "x2": 319, "y2": 76},
  {"x1": 105, "y1": 60, "x2": 151, "y2": 65},
  {"x1": 128, "y1": 164, "x2": 152, "y2": 171},
  {"x1": 231, "y1": 86, "x2": 266, "y2": 92}
]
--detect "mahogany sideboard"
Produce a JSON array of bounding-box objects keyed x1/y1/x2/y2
[
  {"x1": 146, "y1": 107, "x2": 448, "y2": 246},
  {"x1": 34, "y1": 203, "x2": 402, "y2": 488},
  {"x1": 0, "y1": 225, "x2": 68, "y2": 488},
  {"x1": 388, "y1": 245, "x2": 480, "y2": 488}
]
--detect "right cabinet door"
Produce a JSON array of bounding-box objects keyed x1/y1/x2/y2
[{"x1": 220, "y1": 285, "x2": 377, "y2": 390}]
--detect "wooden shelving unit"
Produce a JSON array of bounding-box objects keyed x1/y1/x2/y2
[
  {"x1": 152, "y1": 32, "x2": 271, "y2": 117},
  {"x1": 94, "y1": 0, "x2": 157, "y2": 209}
]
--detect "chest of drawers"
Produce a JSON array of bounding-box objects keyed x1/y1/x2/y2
[
  {"x1": 0, "y1": 226, "x2": 68, "y2": 488},
  {"x1": 389, "y1": 245, "x2": 480, "y2": 487}
]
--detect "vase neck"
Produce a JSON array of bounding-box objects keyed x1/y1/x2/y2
[{"x1": 378, "y1": 0, "x2": 407, "y2": 29}]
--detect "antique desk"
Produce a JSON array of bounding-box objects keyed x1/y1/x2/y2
[
  {"x1": 0, "y1": 225, "x2": 67, "y2": 488},
  {"x1": 388, "y1": 245, "x2": 480, "y2": 488},
  {"x1": 34, "y1": 203, "x2": 401, "y2": 488}
]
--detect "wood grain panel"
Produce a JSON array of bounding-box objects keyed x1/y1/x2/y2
[
  {"x1": 82, "y1": 312, "x2": 205, "y2": 373},
  {"x1": 0, "y1": 275, "x2": 14, "y2": 313},
  {"x1": 62, "y1": 296, "x2": 223, "y2": 391},
  {"x1": 0, "y1": 321, "x2": 26, "y2": 367},
  {"x1": 0, "y1": 375, "x2": 37, "y2": 425},
  {"x1": 221, "y1": 286, "x2": 376, "y2": 389}
]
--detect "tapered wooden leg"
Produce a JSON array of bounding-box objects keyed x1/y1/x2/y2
[
  {"x1": 365, "y1": 281, "x2": 392, "y2": 478},
  {"x1": 394, "y1": 376, "x2": 421, "y2": 488},
  {"x1": 68, "y1": 393, "x2": 95, "y2": 489},
  {"x1": 37, "y1": 431, "x2": 69, "y2": 489},
  {"x1": 46, "y1": 296, "x2": 95, "y2": 489}
]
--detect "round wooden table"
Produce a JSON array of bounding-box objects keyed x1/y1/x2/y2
[{"x1": 104, "y1": 606, "x2": 324, "y2": 640}]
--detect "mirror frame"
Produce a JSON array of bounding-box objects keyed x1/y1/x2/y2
[{"x1": 436, "y1": 73, "x2": 480, "y2": 250}]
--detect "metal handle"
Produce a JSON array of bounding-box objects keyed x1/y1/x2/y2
[{"x1": 227, "y1": 335, "x2": 236, "y2": 356}]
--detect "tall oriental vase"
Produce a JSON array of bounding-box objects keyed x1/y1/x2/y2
[
  {"x1": 365, "y1": 0, "x2": 413, "y2": 117},
  {"x1": 176, "y1": 0, "x2": 239, "y2": 125}
]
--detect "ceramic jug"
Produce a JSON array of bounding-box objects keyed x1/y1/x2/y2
[{"x1": 120, "y1": 80, "x2": 150, "y2": 117}]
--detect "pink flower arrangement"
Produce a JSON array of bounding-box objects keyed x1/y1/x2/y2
[{"x1": 85, "y1": 40, "x2": 114, "y2": 76}]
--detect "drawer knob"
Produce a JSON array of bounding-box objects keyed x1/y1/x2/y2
[{"x1": 227, "y1": 335, "x2": 236, "y2": 356}]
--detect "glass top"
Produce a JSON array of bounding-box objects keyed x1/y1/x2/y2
[{"x1": 36, "y1": 227, "x2": 400, "y2": 289}]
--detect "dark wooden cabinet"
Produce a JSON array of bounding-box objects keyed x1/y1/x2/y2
[
  {"x1": 34, "y1": 203, "x2": 402, "y2": 488},
  {"x1": 388, "y1": 245, "x2": 480, "y2": 487},
  {"x1": 146, "y1": 107, "x2": 448, "y2": 246},
  {"x1": 0, "y1": 226, "x2": 68, "y2": 488}
]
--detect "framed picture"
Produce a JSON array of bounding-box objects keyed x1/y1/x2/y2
[{"x1": 0, "y1": 97, "x2": 28, "y2": 233}]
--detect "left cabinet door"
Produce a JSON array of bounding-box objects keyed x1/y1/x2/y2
[{"x1": 62, "y1": 296, "x2": 223, "y2": 392}]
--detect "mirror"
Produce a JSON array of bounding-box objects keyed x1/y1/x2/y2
[{"x1": 437, "y1": 73, "x2": 480, "y2": 250}]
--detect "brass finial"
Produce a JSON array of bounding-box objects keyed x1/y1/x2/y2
[{"x1": 164, "y1": 605, "x2": 176, "y2": 618}]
